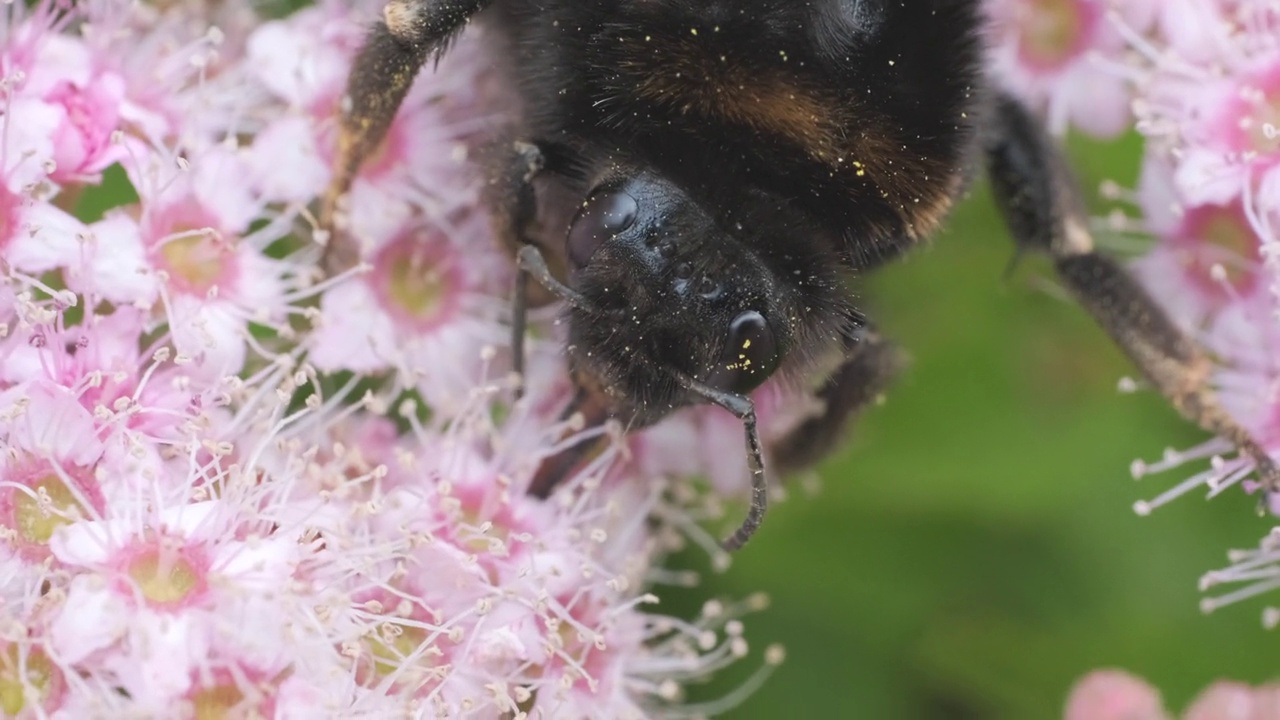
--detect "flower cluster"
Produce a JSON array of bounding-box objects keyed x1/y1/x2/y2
[
  {"x1": 990, "y1": 0, "x2": 1280, "y2": 571},
  {"x1": 0, "y1": 0, "x2": 785, "y2": 716}
]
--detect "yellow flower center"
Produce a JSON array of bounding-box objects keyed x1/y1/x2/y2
[
  {"x1": 367, "y1": 623, "x2": 430, "y2": 680},
  {"x1": 159, "y1": 232, "x2": 227, "y2": 293},
  {"x1": 14, "y1": 473, "x2": 83, "y2": 545},
  {"x1": 0, "y1": 645, "x2": 58, "y2": 715},
  {"x1": 1191, "y1": 206, "x2": 1258, "y2": 289},
  {"x1": 1021, "y1": 0, "x2": 1090, "y2": 68},
  {"x1": 128, "y1": 544, "x2": 202, "y2": 606},
  {"x1": 1245, "y1": 91, "x2": 1280, "y2": 155},
  {"x1": 190, "y1": 681, "x2": 247, "y2": 720},
  {"x1": 387, "y1": 251, "x2": 449, "y2": 319}
]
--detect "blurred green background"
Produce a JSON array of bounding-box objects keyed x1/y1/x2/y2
[{"x1": 664, "y1": 135, "x2": 1277, "y2": 719}]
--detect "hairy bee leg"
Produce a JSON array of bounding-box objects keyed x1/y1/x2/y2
[
  {"x1": 320, "y1": 0, "x2": 492, "y2": 231},
  {"x1": 985, "y1": 93, "x2": 1280, "y2": 489},
  {"x1": 495, "y1": 141, "x2": 546, "y2": 398},
  {"x1": 771, "y1": 326, "x2": 904, "y2": 473}
]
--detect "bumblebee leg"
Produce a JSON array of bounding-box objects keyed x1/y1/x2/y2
[
  {"x1": 496, "y1": 141, "x2": 546, "y2": 398},
  {"x1": 771, "y1": 325, "x2": 904, "y2": 473},
  {"x1": 985, "y1": 93, "x2": 1280, "y2": 489},
  {"x1": 320, "y1": 0, "x2": 491, "y2": 232}
]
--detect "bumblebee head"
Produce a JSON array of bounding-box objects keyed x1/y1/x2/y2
[{"x1": 558, "y1": 170, "x2": 793, "y2": 418}]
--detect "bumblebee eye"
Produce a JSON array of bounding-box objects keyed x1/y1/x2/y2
[
  {"x1": 705, "y1": 311, "x2": 780, "y2": 394},
  {"x1": 567, "y1": 190, "x2": 638, "y2": 269}
]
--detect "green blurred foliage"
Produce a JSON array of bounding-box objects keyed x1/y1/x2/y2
[{"x1": 663, "y1": 135, "x2": 1277, "y2": 719}]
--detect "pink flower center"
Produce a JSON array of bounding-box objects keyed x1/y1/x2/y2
[
  {"x1": 121, "y1": 539, "x2": 209, "y2": 609},
  {"x1": 148, "y1": 203, "x2": 238, "y2": 296},
  {"x1": 1176, "y1": 202, "x2": 1261, "y2": 296},
  {"x1": 1230, "y1": 67, "x2": 1280, "y2": 157},
  {"x1": 370, "y1": 231, "x2": 463, "y2": 330},
  {"x1": 0, "y1": 644, "x2": 64, "y2": 716},
  {"x1": 159, "y1": 232, "x2": 231, "y2": 293},
  {"x1": 1017, "y1": 0, "x2": 1099, "y2": 71},
  {"x1": 450, "y1": 484, "x2": 531, "y2": 571}
]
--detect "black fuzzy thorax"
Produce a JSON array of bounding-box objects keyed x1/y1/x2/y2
[{"x1": 488, "y1": 0, "x2": 984, "y2": 270}]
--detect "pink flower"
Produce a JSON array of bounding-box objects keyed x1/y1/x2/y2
[
  {"x1": 1185, "y1": 681, "x2": 1280, "y2": 720},
  {"x1": 1158, "y1": 51, "x2": 1280, "y2": 210},
  {"x1": 1063, "y1": 671, "x2": 1280, "y2": 720},
  {"x1": 1064, "y1": 670, "x2": 1170, "y2": 720},
  {"x1": 0, "y1": 190, "x2": 87, "y2": 288},
  {"x1": 123, "y1": 144, "x2": 299, "y2": 376},
  {"x1": 1149, "y1": 0, "x2": 1237, "y2": 64},
  {"x1": 986, "y1": 0, "x2": 1149, "y2": 136},
  {"x1": 307, "y1": 214, "x2": 510, "y2": 414},
  {"x1": 1133, "y1": 156, "x2": 1267, "y2": 324}
]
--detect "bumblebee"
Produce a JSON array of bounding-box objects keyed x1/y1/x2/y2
[{"x1": 322, "y1": 0, "x2": 1279, "y2": 550}]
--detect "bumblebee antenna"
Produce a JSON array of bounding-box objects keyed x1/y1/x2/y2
[
  {"x1": 516, "y1": 245, "x2": 598, "y2": 313},
  {"x1": 676, "y1": 373, "x2": 768, "y2": 551}
]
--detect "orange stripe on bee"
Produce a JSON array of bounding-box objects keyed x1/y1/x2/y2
[
  {"x1": 614, "y1": 34, "x2": 964, "y2": 239},
  {"x1": 621, "y1": 39, "x2": 840, "y2": 159}
]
